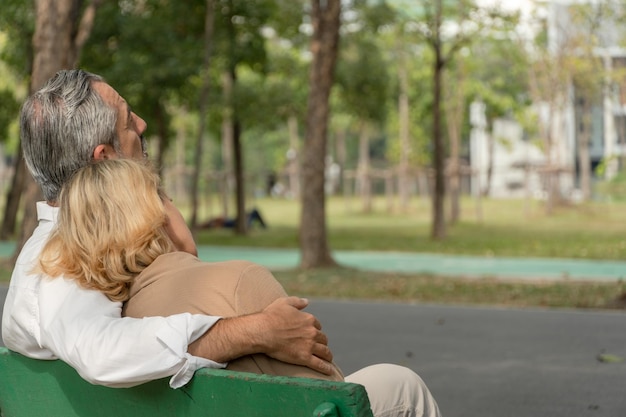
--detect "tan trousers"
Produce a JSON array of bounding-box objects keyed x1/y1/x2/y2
[
  {"x1": 124, "y1": 252, "x2": 441, "y2": 417},
  {"x1": 345, "y1": 364, "x2": 442, "y2": 417}
]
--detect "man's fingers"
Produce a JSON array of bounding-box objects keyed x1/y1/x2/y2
[
  {"x1": 315, "y1": 329, "x2": 328, "y2": 346},
  {"x1": 312, "y1": 341, "x2": 333, "y2": 363},
  {"x1": 313, "y1": 317, "x2": 323, "y2": 331},
  {"x1": 310, "y1": 356, "x2": 335, "y2": 376},
  {"x1": 283, "y1": 296, "x2": 309, "y2": 310}
]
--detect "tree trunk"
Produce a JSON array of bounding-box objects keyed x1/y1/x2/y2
[
  {"x1": 154, "y1": 100, "x2": 168, "y2": 178},
  {"x1": 190, "y1": 0, "x2": 215, "y2": 230},
  {"x1": 397, "y1": 56, "x2": 411, "y2": 212},
  {"x1": 482, "y1": 131, "x2": 494, "y2": 197},
  {"x1": 232, "y1": 102, "x2": 246, "y2": 235},
  {"x1": 174, "y1": 108, "x2": 187, "y2": 203},
  {"x1": 224, "y1": 19, "x2": 246, "y2": 235},
  {"x1": 357, "y1": 121, "x2": 372, "y2": 213},
  {"x1": 430, "y1": 12, "x2": 446, "y2": 240},
  {"x1": 12, "y1": 0, "x2": 99, "y2": 264},
  {"x1": 220, "y1": 71, "x2": 234, "y2": 218},
  {"x1": 299, "y1": 0, "x2": 341, "y2": 269},
  {"x1": 287, "y1": 115, "x2": 301, "y2": 199},
  {"x1": 446, "y1": 58, "x2": 465, "y2": 224},
  {"x1": 544, "y1": 103, "x2": 556, "y2": 216},
  {"x1": 577, "y1": 98, "x2": 592, "y2": 201},
  {"x1": 0, "y1": 147, "x2": 26, "y2": 239}
]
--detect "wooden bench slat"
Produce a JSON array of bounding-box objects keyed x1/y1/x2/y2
[{"x1": 0, "y1": 347, "x2": 373, "y2": 417}]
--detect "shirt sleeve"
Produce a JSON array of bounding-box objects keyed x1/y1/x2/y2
[{"x1": 37, "y1": 276, "x2": 225, "y2": 388}]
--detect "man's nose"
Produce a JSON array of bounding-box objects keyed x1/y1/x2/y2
[{"x1": 134, "y1": 113, "x2": 147, "y2": 135}]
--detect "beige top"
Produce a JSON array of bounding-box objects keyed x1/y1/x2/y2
[{"x1": 123, "y1": 252, "x2": 343, "y2": 381}]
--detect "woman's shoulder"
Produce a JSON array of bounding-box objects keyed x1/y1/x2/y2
[{"x1": 155, "y1": 252, "x2": 263, "y2": 272}]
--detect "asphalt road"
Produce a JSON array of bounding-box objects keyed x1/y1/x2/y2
[{"x1": 2, "y1": 285, "x2": 625, "y2": 417}]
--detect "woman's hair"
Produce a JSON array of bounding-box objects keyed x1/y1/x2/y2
[
  {"x1": 20, "y1": 69, "x2": 120, "y2": 203},
  {"x1": 38, "y1": 159, "x2": 175, "y2": 302}
]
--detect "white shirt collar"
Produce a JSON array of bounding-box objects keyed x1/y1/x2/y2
[{"x1": 36, "y1": 201, "x2": 58, "y2": 223}]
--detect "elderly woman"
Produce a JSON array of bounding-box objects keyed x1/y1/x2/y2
[{"x1": 37, "y1": 158, "x2": 343, "y2": 381}]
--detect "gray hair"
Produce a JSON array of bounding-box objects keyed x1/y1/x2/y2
[{"x1": 20, "y1": 69, "x2": 120, "y2": 202}]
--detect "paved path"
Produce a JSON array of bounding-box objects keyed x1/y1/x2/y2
[
  {"x1": 307, "y1": 300, "x2": 626, "y2": 417},
  {"x1": 1, "y1": 286, "x2": 625, "y2": 417}
]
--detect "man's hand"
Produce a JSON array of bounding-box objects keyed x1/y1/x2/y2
[
  {"x1": 256, "y1": 297, "x2": 334, "y2": 375},
  {"x1": 188, "y1": 297, "x2": 334, "y2": 375}
]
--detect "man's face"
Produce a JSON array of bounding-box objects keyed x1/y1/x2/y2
[{"x1": 93, "y1": 81, "x2": 148, "y2": 159}]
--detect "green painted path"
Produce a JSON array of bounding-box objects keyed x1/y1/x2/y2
[
  {"x1": 197, "y1": 246, "x2": 625, "y2": 282},
  {"x1": 2, "y1": 241, "x2": 624, "y2": 282}
]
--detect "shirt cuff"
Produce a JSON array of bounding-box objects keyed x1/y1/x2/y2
[{"x1": 155, "y1": 313, "x2": 227, "y2": 389}]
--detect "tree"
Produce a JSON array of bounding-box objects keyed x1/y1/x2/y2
[
  {"x1": 190, "y1": 0, "x2": 217, "y2": 230},
  {"x1": 299, "y1": 0, "x2": 341, "y2": 269},
  {"x1": 0, "y1": 86, "x2": 23, "y2": 240},
  {"x1": 566, "y1": 2, "x2": 615, "y2": 201},
  {"x1": 387, "y1": 0, "x2": 516, "y2": 239},
  {"x1": 466, "y1": 29, "x2": 529, "y2": 199},
  {"x1": 444, "y1": 53, "x2": 466, "y2": 224},
  {"x1": 522, "y1": 2, "x2": 612, "y2": 211},
  {"x1": 82, "y1": 0, "x2": 208, "y2": 170},
  {"x1": 0, "y1": 0, "x2": 34, "y2": 240},
  {"x1": 237, "y1": 43, "x2": 310, "y2": 199},
  {"x1": 336, "y1": 34, "x2": 390, "y2": 213},
  {"x1": 418, "y1": 0, "x2": 483, "y2": 239},
  {"x1": 445, "y1": 28, "x2": 529, "y2": 216},
  {"x1": 382, "y1": 35, "x2": 434, "y2": 210}
]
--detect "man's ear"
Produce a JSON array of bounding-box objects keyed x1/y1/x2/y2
[{"x1": 93, "y1": 144, "x2": 112, "y2": 160}]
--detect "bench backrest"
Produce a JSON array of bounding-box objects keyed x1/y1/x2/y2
[{"x1": 0, "y1": 347, "x2": 373, "y2": 417}]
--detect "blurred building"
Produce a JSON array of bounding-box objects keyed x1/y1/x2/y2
[
  {"x1": 471, "y1": 0, "x2": 626, "y2": 200},
  {"x1": 549, "y1": 0, "x2": 626, "y2": 183}
]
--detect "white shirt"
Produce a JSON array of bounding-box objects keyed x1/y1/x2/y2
[{"x1": 1, "y1": 202, "x2": 224, "y2": 388}]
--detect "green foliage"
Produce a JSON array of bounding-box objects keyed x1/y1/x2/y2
[
  {"x1": 235, "y1": 45, "x2": 308, "y2": 131},
  {"x1": 0, "y1": 30, "x2": 24, "y2": 147},
  {"x1": 385, "y1": 110, "x2": 430, "y2": 166},
  {"x1": 0, "y1": 89, "x2": 19, "y2": 144},
  {"x1": 349, "y1": 0, "x2": 397, "y2": 31},
  {"x1": 266, "y1": 0, "x2": 307, "y2": 44},
  {"x1": 0, "y1": 0, "x2": 34, "y2": 76},
  {"x1": 336, "y1": 35, "x2": 390, "y2": 125},
  {"x1": 80, "y1": 0, "x2": 306, "y2": 161},
  {"x1": 595, "y1": 168, "x2": 626, "y2": 201},
  {"x1": 81, "y1": 0, "x2": 208, "y2": 152},
  {"x1": 465, "y1": 36, "x2": 530, "y2": 120},
  {"x1": 0, "y1": 0, "x2": 572, "y2": 223}
]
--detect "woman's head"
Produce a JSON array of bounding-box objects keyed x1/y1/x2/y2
[{"x1": 39, "y1": 159, "x2": 175, "y2": 301}]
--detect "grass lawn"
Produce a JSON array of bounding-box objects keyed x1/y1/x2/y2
[
  {"x1": 2, "y1": 196, "x2": 626, "y2": 310},
  {"x1": 273, "y1": 267, "x2": 626, "y2": 310},
  {"x1": 194, "y1": 196, "x2": 626, "y2": 260},
  {"x1": 191, "y1": 196, "x2": 626, "y2": 310}
]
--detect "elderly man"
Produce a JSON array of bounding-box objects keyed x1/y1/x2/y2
[{"x1": 2, "y1": 69, "x2": 440, "y2": 417}]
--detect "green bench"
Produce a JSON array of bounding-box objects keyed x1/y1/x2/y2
[{"x1": 0, "y1": 347, "x2": 373, "y2": 417}]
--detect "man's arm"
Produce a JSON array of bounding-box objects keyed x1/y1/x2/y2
[
  {"x1": 189, "y1": 297, "x2": 335, "y2": 376},
  {"x1": 162, "y1": 200, "x2": 333, "y2": 374}
]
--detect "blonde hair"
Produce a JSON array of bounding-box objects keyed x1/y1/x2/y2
[{"x1": 38, "y1": 159, "x2": 175, "y2": 301}]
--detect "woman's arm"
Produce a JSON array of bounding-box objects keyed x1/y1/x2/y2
[{"x1": 162, "y1": 196, "x2": 198, "y2": 256}]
